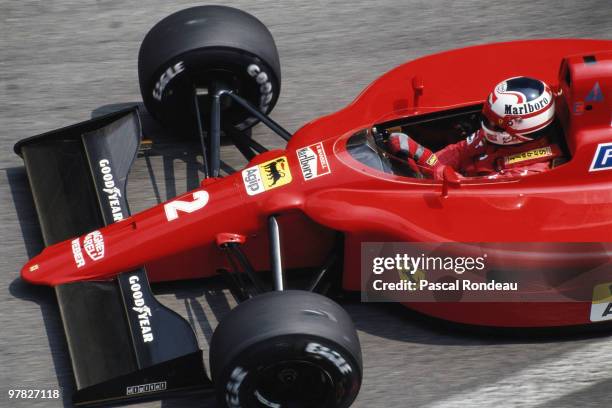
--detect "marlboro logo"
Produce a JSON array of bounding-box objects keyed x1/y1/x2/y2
[{"x1": 296, "y1": 142, "x2": 331, "y2": 181}]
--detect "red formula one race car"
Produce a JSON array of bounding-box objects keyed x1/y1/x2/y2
[{"x1": 14, "y1": 5, "x2": 612, "y2": 408}]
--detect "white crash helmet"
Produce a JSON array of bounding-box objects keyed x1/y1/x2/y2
[{"x1": 481, "y1": 76, "x2": 555, "y2": 146}]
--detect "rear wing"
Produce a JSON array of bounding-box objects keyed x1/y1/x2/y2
[{"x1": 15, "y1": 108, "x2": 211, "y2": 405}]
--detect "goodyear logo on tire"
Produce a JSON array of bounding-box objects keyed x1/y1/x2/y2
[{"x1": 242, "y1": 156, "x2": 292, "y2": 196}]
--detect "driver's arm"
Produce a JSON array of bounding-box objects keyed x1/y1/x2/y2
[
  {"x1": 388, "y1": 131, "x2": 487, "y2": 179},
  {"x1": 387, "y1": 132, "x2": 441, "y2": 170}
]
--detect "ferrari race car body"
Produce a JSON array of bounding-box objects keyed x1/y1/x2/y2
[
  {"x1": 13, "y1": 5, "x2": 612, "y2": 406},
  {"x1": 20, "y1": 39, "x2": 612, "y2": 319}
]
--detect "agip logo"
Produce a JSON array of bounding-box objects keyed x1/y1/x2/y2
[
  {"x1": 589, "y1": 143, "x2": 612, "y2": 172},
  {"x1": 242, "y1": 156, "x2": 292, "y2": 196}
]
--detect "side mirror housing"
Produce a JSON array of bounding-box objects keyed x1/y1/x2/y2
[{"x1": 442, "y1": 165, "x2": 461, "y2": 197}]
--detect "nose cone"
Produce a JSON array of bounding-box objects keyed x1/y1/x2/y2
[
  {"x1": 19, "y1": 242, "x2": 74, "y2": 286},
  {"x1": 19, "y1": 238, "x2": 112, "y2": 286}
]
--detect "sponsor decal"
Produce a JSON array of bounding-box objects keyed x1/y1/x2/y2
[
  {"x1": 590, "y1": 282, "x2": 612, "y2": 322},
  {"x1": 242, "y1": 166, "x2": 265, "y2": 195},
  {"x1": 83, "y1": 230, "x2": 104, "y2": 261},
  {"x1": 296, "y1": 142, "x2": 331, "y2": 181},
  {"x1": 261, "y1": 157, "x2": 291, "y2": 189},
  {"x1": 126, "y1": 381, "x2": 167, "y2": 396},
  {"x1": 247, "y1": 64, "x2": 274, "y2": 113},
  {"x1": 71, "y1": 238, "x2": 85, "y2": 268},
  {"x1": 585, "y1": 81, "x2": 604, "y2": 102},
  {"x1": 164, "y1": 190, "x2": 209, "y2": 221},
  {"x1": 504, "y1": 97, "x2": 549, "y2": 115},
  {"x1": 573, "y1": 101, "x2": 585, "y2": 115},
  {"x1": 98, "y1": 159, "x2": 125, "y2": 222},
  {"x1": 225, "y1": 366, "x2": 248, "y2": 408},
  {"x1": 426, "y1": 154, "x2": 439, "y2": 166},
  {"x1": 235, "y1": 64, "x2": 275, "y2": 130},
  {"x1": 128, "y1": 275, "x2": 154, "y2": 343},
  {"x1": 28, "y1": 264, "x2": 39, "y2": 272},
  {"x1": 152, "y1": 61, "x2": 185, "y2": 101},
  {"x1": 504, "y1": 146, "x2": 553, "y2": 165},
  {"x1": 305, "y1": 342, "x2": 352, "y2": 374},
  {"x1": 589, "y1": 143, "x2": 612, "y2": 172},
  {"x1": 242, "y1": 156, "x2": 292, "y2": 196}
]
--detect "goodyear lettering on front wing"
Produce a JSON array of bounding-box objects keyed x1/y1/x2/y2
[
  {"x1": 98, "y1": 159, "x2": 125, "y2": 222},
  {"x1": 590, "y1": 282, "x2": 612, "y2": 322},
  {"x1": 128, "y1": 275, "x2": 154, "y2": 343},
  {"x1": 242, "y1": 156, "x2": 292, "y2": 196}
]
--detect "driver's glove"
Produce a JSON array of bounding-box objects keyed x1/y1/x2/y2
[{"x1": 387, "y1": 132, "x2": 439, "y2": 168}]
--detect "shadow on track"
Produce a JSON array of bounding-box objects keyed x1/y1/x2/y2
[
  {"x1": 341, "y1": 298, "x2": 612, "y2": 347},
  {"x1": 6, "y1": 166, "x2": 74, "y2": 408}
]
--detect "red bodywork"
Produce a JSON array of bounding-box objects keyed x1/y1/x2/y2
[{"x1": 22, "y1": 39, "x2": 612, "y2": 328}]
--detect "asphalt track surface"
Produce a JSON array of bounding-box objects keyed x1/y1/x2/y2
[{"x1": 1, "y1": 1, "x2": 611, "y2": 407}]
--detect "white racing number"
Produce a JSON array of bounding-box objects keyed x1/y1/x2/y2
[{"x1": 164, "y1": 190, "x2": 209, "y2": 221}]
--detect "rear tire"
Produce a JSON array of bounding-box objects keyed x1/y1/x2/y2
[
  {"x1": 210, "y1": 290, "x2": 362, "y2": 408},
  {"x1": 138, "y1": 6, "x2": 281, "y2": 135}
]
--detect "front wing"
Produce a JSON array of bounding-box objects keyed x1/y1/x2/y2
[{"x1": 14, "y1": 108, "x2": 212, "y2": 405}]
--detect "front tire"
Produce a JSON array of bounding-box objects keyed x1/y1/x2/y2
[
  {"x1": 138, "y1": 6, "x2": 281, "y2": 135},
  {"x1": 210, "y1": 290, "x2": 362, "y2": 408}
]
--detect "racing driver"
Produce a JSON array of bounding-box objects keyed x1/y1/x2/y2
[{"x1": 386, "y1": 76, "x2": 563, "y2": 179}]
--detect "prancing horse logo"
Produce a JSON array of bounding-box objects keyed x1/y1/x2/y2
[{"x1": 263, "y1": 158, "x2": 286, "y2": 186}]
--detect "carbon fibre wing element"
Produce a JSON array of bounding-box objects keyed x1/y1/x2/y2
[{"x1": 15, "y1": 108, "x2": 212, "y2": 406}]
